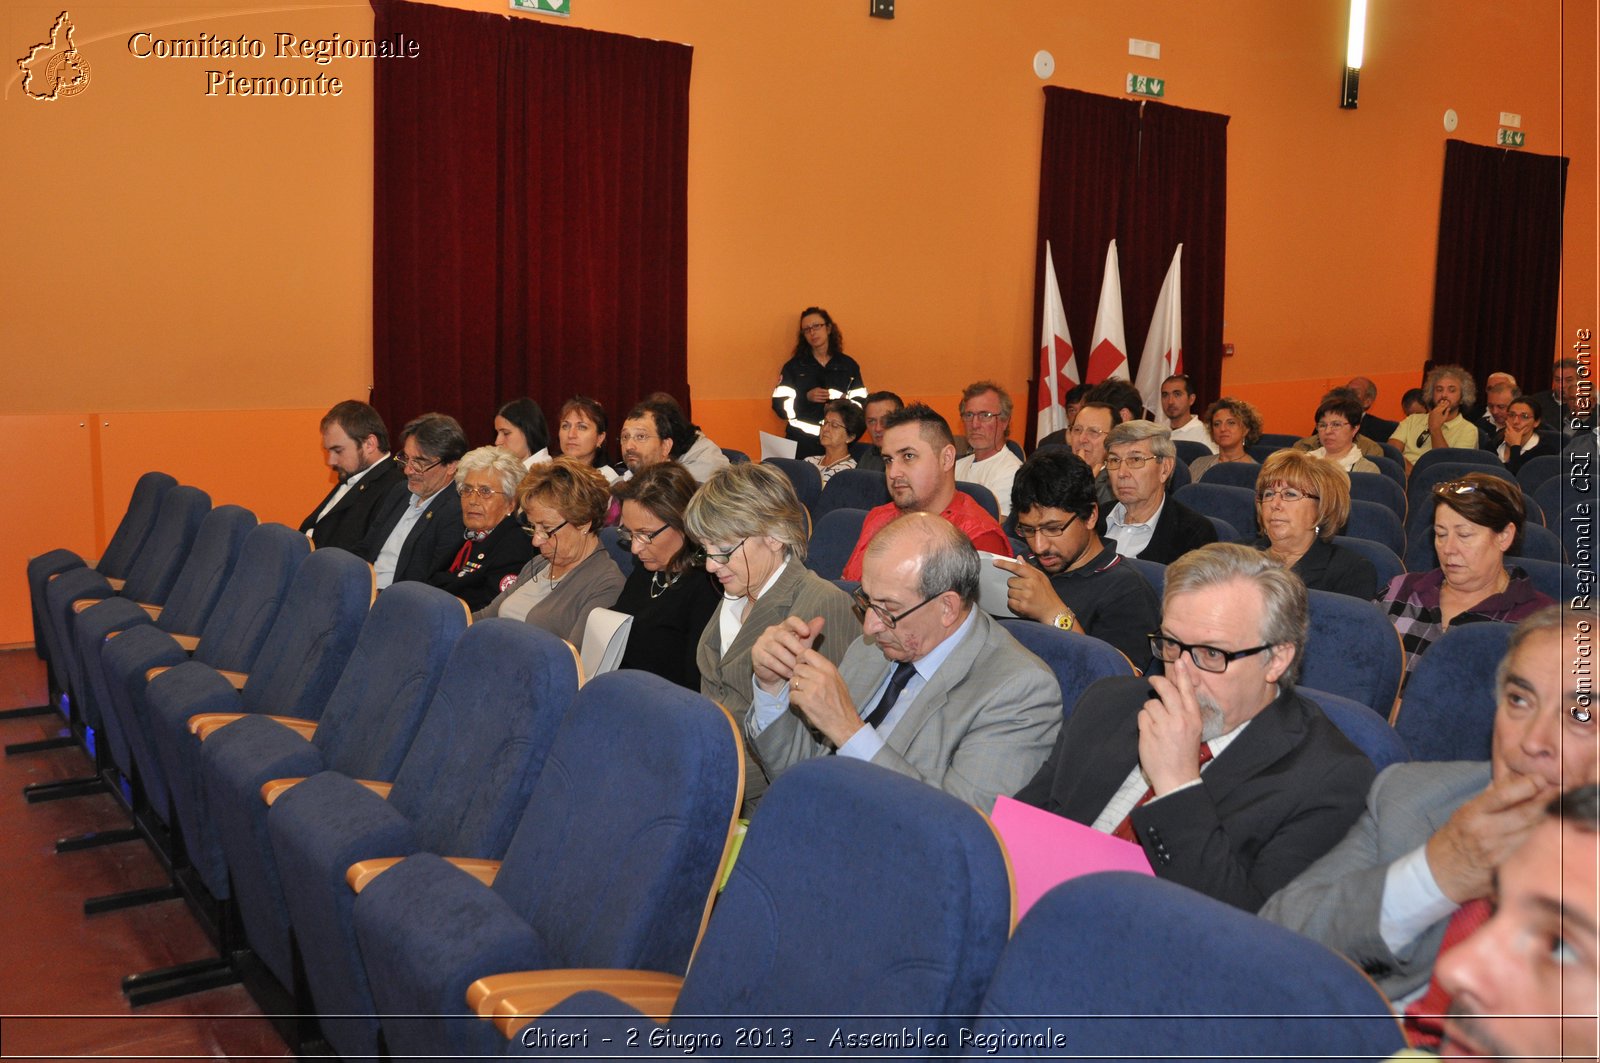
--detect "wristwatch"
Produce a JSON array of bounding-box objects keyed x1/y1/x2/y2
[{"x1": 1050, "y1": 611, "x2": 1075, "y2": 631}]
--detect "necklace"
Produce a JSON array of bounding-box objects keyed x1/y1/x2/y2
[{"x1": 650, "y1": 570, "x2": 681, "y2": 599}]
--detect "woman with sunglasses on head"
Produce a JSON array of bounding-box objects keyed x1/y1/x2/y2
[
  {"x1": 608, "y1": 463, "x2": 721, "y2": 690},
  {"x1": 1380, "y1": 472, "x2": 1553, "y2": 682},
  {"x1": 771, "y1": 306, "x2": 867, "y2": 459},
  {"x1": 1252, "y1": 450, "x2": 1377, "y2": 600},
  {"x1": 685, "y1": 463, "x2": 857, "y2": 809},
  {"x1": 426, "y1": 447, "x2": 535, "y2": 611},
  {"x1": 475, "y1": 456, "x2": 625, "y2": 644}
]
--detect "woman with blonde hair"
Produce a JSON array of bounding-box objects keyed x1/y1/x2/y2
[
  {"x1": 1252, "y1": 450, "x2": 1377, "y2": 599},
  {"x1": 1190, "y1": 397, "x2": 1263, "y2": 478}
]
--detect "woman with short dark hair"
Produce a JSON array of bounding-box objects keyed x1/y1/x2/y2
[{"x1": 804, "y1": 398, "x2": 867, "y2": 484}]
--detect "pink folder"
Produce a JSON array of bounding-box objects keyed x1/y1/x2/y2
[{"x1": 991, "y1": 795, "x2": 1154, "y2": 918}]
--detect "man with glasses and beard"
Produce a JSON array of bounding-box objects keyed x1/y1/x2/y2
[
  {"x1": 991, "y1": 449, "x2": 1159, "y2": 665},
  {"x1": 1013, "y1": 542, "x2": 1374, "y2": 912},
  {"x1": 748, "y1": 512, "x2": 1060, "y2": 811},
  {"x1": 299, "y1": 400, "x2": 403, "y2": 552},
  {"x1": 358, "y1": 412, "x2": 468, "y2": 590}
]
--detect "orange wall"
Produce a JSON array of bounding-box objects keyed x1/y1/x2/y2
[{"x1": 4, "y1": 0, "x2": 1595, "y2": 645}]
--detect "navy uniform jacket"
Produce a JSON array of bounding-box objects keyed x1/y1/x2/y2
[{"x1": 299, "y1": 459, "x2": 405, "y2": 554}]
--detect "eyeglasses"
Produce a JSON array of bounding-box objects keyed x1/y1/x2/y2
[
  {"x1": 960, "y1": 411, "x2": 1003, "y2": 424},
  {"x1": 1069, "y1": 424, "x2": 1107, "y2": 439},
  {"x1": 519, "y1": 516, "x2": 568, "y2": 540},
  {"x1": 1104, "y1": 453, "x2": 1159, "y2": 470},
  {"x1": 396, "y1": 453, "x2": 440, "y2": 473},
  {"x1": 1505, "y1": 410, "x2": 1537, "y2": 422},
  {"x1": 851, "y1": 587, "x2": 937, "y2": 629},
  {"x1": 821, "y1": 419, "x2": 848, "y2": 431},
  {"x1": 1315, "y1": 421, "x2": 1351, "y2": 431},
  {"x1": 456, "y1": 484, "x2": 503, "y2": 500},
  {"x1": 801, "y1": 323, "x2": 829, "y2": 334},
  {"x1": 619, "y1": 432, "x2": 658, "y2": 446},
  {"x1": 1014, "y1": 514, "x2": 1079, "y2": 541},
  {"x1": 694, "y1": 539, "x2": 746, "y2": 566},
  {"x1": 1148, "y1": 633, "x2": 1275, "y2": 674},
  {"x1": 617, "y1": 523, "x2": 671, "y2": 548},
  {"x1": 1258, "y1": 487, "x2": 1319, "y2": 503}
]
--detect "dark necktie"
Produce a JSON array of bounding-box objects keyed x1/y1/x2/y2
[
  {"x1": 1111, "y1": 742, "x2": 1214, "y2": 842},
  {"x1": 1402, "y1": 898, "x2": 1493, "y2": 1047},
  {"x1": 864, "y1": 661, "x2": 919, "y2": 730}
]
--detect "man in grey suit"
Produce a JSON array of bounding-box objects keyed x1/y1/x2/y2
[
  {"x1": 748, "y1": 512, "x2": 1061, "y2": 810},
  {"x1": 1261, "y1": 606, "x2": 1598, "y2": 1002}
]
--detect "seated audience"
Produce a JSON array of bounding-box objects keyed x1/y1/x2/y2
[
  {"x1": 1038, "y1": 384, "x2": 1094, "y2": 448},
  {"x1": 1400, "y1": 387, "x2": 1427, "y2": 416},
  {"x1": 996, "y1": 449, "x2": 1160, "y2": 664},
  {"x1": 1262, "y1": 607, "x2": 1598, "y2": 1013},
  {"x1": 1390, "y1": 364, "x2": 1480, "y2": 472},
  {"x1": 1065, "y1": 400, "x2": 1115, "y2": 477},
  {"x1": 1085, "y1": 378, "x2": 1145, "y2": 423},
  {"x1": 1014, "y1": 543, "x2": 1375, "y2": 912},
  {"x1": 1189, "y1": 397, "x2": 1262, "y2": 479},
  {"x1": 426, "y1": 446, "x2": 534, "y2": 611},
  {"x1": 556, "y1": 395, "x2": 617, "y2": 483},
  {"x1": 805, "y1": 397, "x2": 865, "y2": 484},
  {"x1": 1347, "y1": 376, "x2": 1399, "y2": 445},
  {"x1": 1161, "y1": 374, "x2": 1217, "y2": 453},
  {"x1": 299, "y1": 400, "x2": 402, "y2": 552},
  {"x1": 1531, "y1": 355, "x2": 1594, "y2": 439},
  {"x1": 1295, "y1": 389, "x2": 1382, "y2": 472},
  {"x1": 840, "y1": 404, "x2": 1012, "y2": 581},
  {"x1": 1493, "y1": 396, "x2": 1558, "y2": 474},
  {"x1": 1253, "y1": 450, "x2": 1377, "y2": 599},
  {"x1": 1476, "y1": 373, "x2": 1518, "y2": 448},
  {"x1": 750, "y1": 513, "x2": 1061, "y2": 810},
  {"x1": 476, "y1": 456, "x2": 625, "y2": 643},
  {"x1": 954, "y1": 380, "x2": 1024, "y2": 517},
  {"x1": 1428, "y1": 783, "x2": 1597, "y2": 1061},
  {"x1": 644, "y1": 391, "x2": 730, "y2": 484},
  {"x1": 358, "y1": 412, "x2": 468, "y2": 591},
  {"x1": 1381, "y1": 472, "x2": 1554, "y2": 681},
  {"x1": 608, "y1": 462, "x2": 721, "y2": 690},
  {"x1": 684, "y1": 462, "x2": 857, "y2": 809},
  {"x1": 854, "y1": 390, "x2": 903, "y2": 474},
  {"x1": 1097, "y1": 420, "x2": 1218, "y2": 564},
  {"x1": 494, "y1": 397, "x2": 551, "y2": 468}
]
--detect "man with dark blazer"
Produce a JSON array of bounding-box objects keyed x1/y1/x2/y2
[
  {"x1": 357, "y1": 412, "x2": 467, "y2": 590},
  {"x1": 1014, "y1": 543, "x2": 1374, "y2": 912},
  {"x1": 299, "y1": 401, "x2": 404, "y2": 553},
  {"x1": 1095, "y1": 420, "x2": 1218, "y2": 565},
  {"x1": 1348, "y1": 376, "x2": 1399, "y2": 446}
]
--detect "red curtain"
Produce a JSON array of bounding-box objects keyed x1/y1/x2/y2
[
  {"x1": 1028, "y1": 87, "x2": 1229, "y2": 445},
  {"x1": 1429, "y1": 139, "x2": 1568, "y2": 390},
  {"x1": 371, "y1": 0, "x2": 691, "y2": 457}
]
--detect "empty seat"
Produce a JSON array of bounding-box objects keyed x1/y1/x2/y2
[
  {"x1": 1174, "y1": 482, "x2": 1257, "y2": 540},
  {"x1": 352, "y1": 671, "x2": 743, "y2": 1061},
  {"x1": 268, "y1": 619, "x2": 580, "y2": 1060},
  {"x1": 805, "y1": 508, "x2": 867, "y2": 581},
  {"x1": 1298, "y1": 686, "x2": 1408, "y2": 773},
  {"x1": 765, "y1": 457, "x2": 821, "y2": 513},
  {"x1": 1348, "y1": 471, "x2": 1405, "y2": 520},
  {"x1": 1300, "y1": 589, "x2": 1404, "y2": 718},
  {"x1": 813, "y1": 467, "x2": 890, "y2": 519},
  {"x1": 1515, "y1": 453, "x2": 1561, "y2": 495},
  {"x1": 1392, "y1": 621, "x2": 1513, "y2": 761}
]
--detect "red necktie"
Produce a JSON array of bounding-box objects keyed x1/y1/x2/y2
[
  {"x1": 447, "y1": 539, "x2": 473, "y2": 573},
  {"x1": 1403, "y1": 897, "x2": 1492, "y2": 1047},
  {"x1": 1111, "y1": 742, "x2": 1213, "y2": 842}
]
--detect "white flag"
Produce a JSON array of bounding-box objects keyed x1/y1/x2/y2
[
  {"x1": 1036, "y1": 240, "x2": 1076, "y2": 439},
  {"x1": 1086, "y1": 239, "x2": 1129, "y2": 383},
  {"x1": 1135, "y1": 245, "x2": 1184, "y2": 426}
]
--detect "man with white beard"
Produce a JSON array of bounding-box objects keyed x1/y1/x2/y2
[{"x1": 1012, "y1": 543, "x2": 1375, "y2": 913}]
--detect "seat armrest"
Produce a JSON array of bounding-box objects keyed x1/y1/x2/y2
[
  {"x1": 138, "y1": 602, "x2": 163, "y2": 619},
  {"x1": 172, "y1": 633, "x2": 200, "y2": 652},
  {"x1": 216, "y1": 669, "x2": 249, "y2": 690},
  {"x1": 146, "y1": 665, "x2": 172, "y2": 683},
  {"x1": 105, "y1": 577, "x2": 126, "y2": 591},
  {"x1": 348, "y1": 855, "x2": 500, "y2": 894},
  {"x1": 192, "y1": 714, "x2": 316, "y2": 742},
  {"x1": 469, "y1": 970, "x2": 685, "y2": 1035},
  {"x1": 263, "y1": 776, "x2": 389, "y2": 806},
  {"x1": 71, "y1": 598, "x2": 99, "y2": 614}
]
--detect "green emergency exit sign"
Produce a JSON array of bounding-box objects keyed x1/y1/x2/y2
[
  {"x1": 1127, "y1": 74, "x2": 1165, "y2": 99},
  {"x1": 511, "y1": 0, "x2": 570, "y2": 16},
  {"x1": 1497, "y1": 129, "x2": 1526, "y2": 147}
]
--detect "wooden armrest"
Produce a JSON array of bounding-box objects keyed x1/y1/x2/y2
[
  {"x1": 189, "y1": 712, "x2": 247, "y2": 738},
  {"x1": 138, "y1": 602, "x2": 163, "y2": 619},
  {"x1": 217, "y1": 669, "x2": 249, "y2": 690},
  {"x1": 105, "y1": 577, "x2": 126, "y2": 591},
  {"x1": 71, "y1": 598, "x2": 100, "y2": 614},
  {"x1": 146, "y1": 665, "x2": 171, "y2": 683},
  {"x1": 172, "y1": 633, "x2": 201, "y2": 652},
  {"x1": 347, "y1": 855, "x2": 499, "y2": 895},
  {"x1": 469, "y1": 970, "x2": 685, "y2": 1035},
  {"x1": 194, "y1": 713, "x2": 316, "y2": 742},
  {"x1": 261, "y1": 776, "x2": 389, "y2": 807},
  {"x1": 260, "y1": 777, "x2": 306, "y2": 805}
]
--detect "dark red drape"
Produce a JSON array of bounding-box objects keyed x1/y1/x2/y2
[
  {"x1": 1429, "y1": 139, "x2": 1568, "y2": 391},
  {"x1": 371, "y1": 0, "x2": 691, "y2": 459},
  {"x1": 1028, "y1": 87, "x2": 1229, "y2": 446}
]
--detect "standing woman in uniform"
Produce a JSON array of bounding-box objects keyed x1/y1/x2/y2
[{"x1": 771, "y1": 306, "x2": 867, "y2": 458}]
